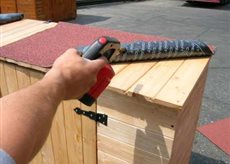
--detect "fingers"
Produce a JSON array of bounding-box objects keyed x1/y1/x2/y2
[
  {"x1": 65, "y1": 48, "x2": 78, "y2": 55},
  {"x1": 64, "y1": 48, "x2": 108, "y2": 73},
  {"x1": 89, "y1": 56, "x2": 108, "y2": 72}
]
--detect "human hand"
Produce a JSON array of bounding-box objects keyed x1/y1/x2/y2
[{"x1": 43, "y1": 48, "x2": 107, "y2": 100}]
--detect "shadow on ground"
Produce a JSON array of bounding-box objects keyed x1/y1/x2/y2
[
  {"x1": 182, "y1": 1, "x2": 230, "y2": 10},
  {"x1": 190, "y1": 152, "x2": 226, "y2": 164},
  {"x1": 69, "y1": 14, "x2": 110, "y2": 25}
]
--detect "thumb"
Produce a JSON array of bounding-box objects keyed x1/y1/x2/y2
[{"x1": 89, "y1": 56, "x2": 108, "y2": 72}]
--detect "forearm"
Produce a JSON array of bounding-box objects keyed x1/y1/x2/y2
[
  {"x1": 0, "y1": 78, "x2": 64, "y2": 163},
  {"x1": 0, "y1": 48, "x2": 107, "y2": 164}
]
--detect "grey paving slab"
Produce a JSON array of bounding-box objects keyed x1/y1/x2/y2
[
  {"x1": 183, "y1": 17, "x2": 229, "y2": 31},
  {"x1": 69, "y1": 14, "x2": 111, "y2": 25},
  {"x1": 72, "y1": 0, "x2": 230, "y2": 163},
  {"x1": 191, "y1": 132, "x2": 230, "y2": 164},
  {"x1": 199, "y1": 96, "x2": 230, "y2": 125},
  {"x1": 196, "y1": 28, "x2": 230, "y2": 67},
  {"x1": 204, "y1": 68, "x2": 230, "y2": 104},
  {"x1": 197, "y1": 28, "x2": 230, "y2": 45}
]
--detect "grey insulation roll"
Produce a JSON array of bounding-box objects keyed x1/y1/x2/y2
[
  {"x1": 0, "y1": 13, "x2": 24, "y2": 25},
  {"x1": 78, "y1": 39, "x2": 214, "y2": 63}
]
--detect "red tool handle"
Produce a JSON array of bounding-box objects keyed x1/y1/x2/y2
[
  {"x1": 79, "y1": 64, "x2": 115, "y2": 106},
  {"x1": 89, "y1": 64, "x2": 114, "y2": 98},
  {"x1": 79, "y1": 36, "x2": 120, "y2": 106}
]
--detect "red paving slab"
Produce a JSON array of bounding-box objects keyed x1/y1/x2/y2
[{"x1": 198, "y1": 118, "x2": 230, "y2": 156}]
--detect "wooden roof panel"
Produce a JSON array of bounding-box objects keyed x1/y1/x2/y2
[
  {"x1": 0, "y1": 20, "x2": 210, "y2": 108},
  {"x1": 154, "y1": 58, "x2": 210, "y2": 108},
  {"x1": 109, "y1": 62, "x2": 156, "y2": 93},
  {"x1": 126, "y1": 60, "x2": 184, "y2": 101}
]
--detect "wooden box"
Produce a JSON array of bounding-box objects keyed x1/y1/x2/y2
[
  {"x1": 0, "y1": 20, "x2": 210, "y2": 164},
  {"x1": 0, "y1": 0, "x2": 76, "y2": 21}
]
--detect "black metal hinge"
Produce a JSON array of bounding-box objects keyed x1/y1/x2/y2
[{"x1": 74, "y1": 107, "x2": 108, "y2": 126}]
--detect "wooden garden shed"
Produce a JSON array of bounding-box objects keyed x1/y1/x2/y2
[
  {"x1": 0, "y1": 19, "x2": 211, "y2": 164},
  {"x1": 0, "y1": 0, "x2": 76, "y2": 21}
]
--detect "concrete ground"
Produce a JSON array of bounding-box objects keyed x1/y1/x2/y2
[{"x1": 70, "y1": 0, "x2": 230, "y2": 163}]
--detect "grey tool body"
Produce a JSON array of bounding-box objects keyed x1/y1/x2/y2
[{"x1": 78, "y1": 40, "x2": 214, "y2": 63}]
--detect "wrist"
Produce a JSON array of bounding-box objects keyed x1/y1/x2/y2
[{"x1": 40, "y1": 70, "x2": 66, "y2": 103}]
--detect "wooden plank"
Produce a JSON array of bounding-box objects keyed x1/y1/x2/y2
[
  {"x1": 111, "y1": 64, "x2": 129, "y2": 74},
  {"x1": 63, "y1": 100, "x2": 84, "y2": 164},
  {"x1": 15, "y1": 66, "x2": 31, "y2": 89},
  {"x1": 50, "y1": 103, "x2": 69, "y2": 164},
  {"x1": 98, "y1": 134, "x2": 169, "y2": 164},
  {"x1": 1, "y1": 22, "x2": 56, "y2": 46},
  {"x1": 155, "y1": 58, "x2": 210, "y2": 108},
  {"x1": 81, "y1": 103, "x2": 97, "y2": 164},
  {"x1": 0, "y1": 19, "x2": 36, "y2": 33},
  {"x1": 98, "y1": 90, "x2": 177, "y2": 139},
  {"x1": 98, "y1": 150, "x2": 129, "y2": 164},
  {"x1": 40, "y1": 134, "x2": 55, "y2": 164},
  {"x1": 0, "y1": 62, "x2": 8, "y2": 96},
  {"x1": 1, "y1": 19, "x2": 42, "y2": 36},
  {"x1": 169, "y1": 65, "x2": 209, "y2": 164},
  {"x1": 3, "y1": 63, "x2": 18, "y2": 93},
  {"x1": 98, "y1": 118, "x2": 173, "y2": 158},
  {"x1": 2, "y1": 21, "x2": 43, "y2": 37},
  {"x1": 109, "y1": 62, "x2": 156, "y2": 93},
  {"x1": 127, "y1": 60, "x2": 184, "y2": 101},
  {"x1": 29, "y1": 69, "x2": 44, "y2": 84}
]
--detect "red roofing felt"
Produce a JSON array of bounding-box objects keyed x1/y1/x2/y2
[{"x1": 0, "y1": 22, "x2": 168, "y2": 68}]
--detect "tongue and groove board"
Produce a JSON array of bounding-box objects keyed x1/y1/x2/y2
[{"x1": 0, "y1": 20, "x2": 211, "y2": 164}]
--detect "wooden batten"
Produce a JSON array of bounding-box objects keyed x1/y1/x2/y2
[
  {"x1": 63, "y1": 100, "x2": 84, "y2": 164},
  {"x1": 50, "y1": 103, "x2": 69, "y2": 164},
  {"x1": 0, "y1": 62, "x2": 8, "y2": 97},
  {"x1": 2, "y1": 63, "x2": 18, "y2": 93},
  {"x1": 81, "y1": 103, "x2": 97, "y2": 164}
]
